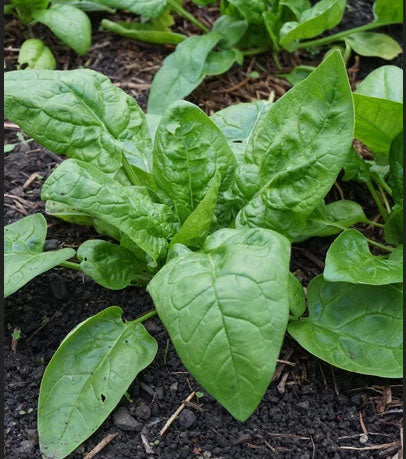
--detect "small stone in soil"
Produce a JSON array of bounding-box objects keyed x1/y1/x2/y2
[
  {"x1": 297, "y1": 401, "x2": 310, "y2": 411},
  {"x1": 49, "y1": 274, "x2": 68, "y2": 300},
  {"x1": 135, "y1": 402, "x2": 151, "y2": 420},
  {"x1": 19, "y1": 440, "x2": 35, "y2": 454},
  {"x1": 26, "y1": 428, "x2": 38, "y2": 444},
  {"x1": 113, "y1": 406, "x2": 142, "y2": 431},
  {"x1": 177, "y1": 409, "x2": 196, "y2": 430},
  {"x1": 44, "y1": 239, "x2": 60, "y2": 250}
]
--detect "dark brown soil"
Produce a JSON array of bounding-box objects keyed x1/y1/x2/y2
[{"x1": 4, "y1": 1, "x2": 403, "y2": 458}]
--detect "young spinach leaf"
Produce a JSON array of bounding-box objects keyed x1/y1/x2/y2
[
  {"x1": 18, "y1": 38, "x2": 56, "y2": 70},
  {"x1": 32, "y1": 4, "x2": 92, "y2": 55},
  {"x1": 388, "y1": 131, "x2": 403, "y2": 206},
  {"x1": 147, "y1": 227, "x2": 291, "y2": 421},
  {"x1": 344, "y1": 32, "x2": 402, "y2": 60},
  {"x1": 288, "y1": 276, "x2": 403, "y2": 378},
  {"x1": 288, "y1": 272, "x2": 306, "y2": 318},
  {"x1": 324, "y1": 229, "x2": 402, "y2": 285},
  {"x1": 4, "y1": 214, "x2": 75, "y2": 297},
  {"x1": 38, "y1": 306, "x2": 157, "y2": 459},
  {"x1": 4, "y1": 69, "x2": 152, "y2": 175}
]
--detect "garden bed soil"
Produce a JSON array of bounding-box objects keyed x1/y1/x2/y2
[{"x1": 4, "y1": 0, "x2": 403, "y2": 457}]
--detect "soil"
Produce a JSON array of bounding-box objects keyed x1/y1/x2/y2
[{"x1": 4, "y1": 1, "x2": 403, "y2": 458}]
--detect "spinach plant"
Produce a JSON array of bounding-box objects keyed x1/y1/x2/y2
[{"x1": 4, "y1": 51, "x2": 403, "y2": 458}]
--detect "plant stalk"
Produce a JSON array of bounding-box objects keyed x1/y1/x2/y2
[
  {"x1": 167, "y1": 0, "x2": 209, "y2": 33},
  {"x1": 295, "y1": 23, "x2": 377, "y2": 49},
  {"x1": 365, "y1": 179, "x2": 389, "y2": 222},
  {"x1": 377, "y1": 184, "x2": 392, "y2": 215},
  {"x1": 366, "y1": 220, "x2": 385, "y2": 228},
  {"x1": 60, "y1": 260, "x2": 82, "y2": 271},
  {"x1": 132, "y1": 310, "x2": 157, "y2": 325},
  {"x1": 366, "y1": 238, "x2": 394, "y2": 253},
  {"x1": 242, "y1": 46, "x2": 270, "y2": 56}
]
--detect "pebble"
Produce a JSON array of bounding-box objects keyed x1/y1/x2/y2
[
  {"x1": 135, "y1": 402, "x2": 151, "y2": 420},
  {"x1": 177, "y1": 409, "x2": 196, "y2": 430},
  {"x1": 26, "y1": 429, "x2": 38, "y2": 444},
  {"x1": 297, "y1": 401, "x2": 310, "y2": 411},
  {"x1": 44, "y1": 239, "x2": 60, "y2": 251},
  {"x1": 113, "y1": 406, "x2": 142, "y2": 431},
  {"x1": 18, "y1": 440, "x2": 35, "y2": 454}
]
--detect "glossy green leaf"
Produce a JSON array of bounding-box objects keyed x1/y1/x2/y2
[
  {"x1": 295, "y1": 200, "x2": 367, "y2": 242},
  {"x1": 4, "y1": 69, "x2": 152, "y2": 174},
  {"x1": 94, "y1": 0, "x2": 167, "y2": 17},
  {"x1": 33, "y1": 5, "x2": 91, "y2": 55},
  {"x1": 38, "y1": 306, "x2": 158, "y2": 459},
  {"x1": 235, "y1": 51, "x2": 354, "y2": 240},
  {"x1": 388, "y1": 131, "x2": 403, "y2": 205},
  {"x1": 356, "y1": 65, "x2": 403, "y2": 103},
  {"x1": 148, "y1": 227, "x2": 291, "y2": 421},
  {"x1": 280, "y1": 0, "x2": 346, "y2": 50},
  {"x1": 345, "y1": 32, "x2": 402, "y2": 60},
  {"x1": 100, "y1": 19, "x2": 185, "y2": 45},
  {"x1": 18, "y1": 38, "x2": 56, "y2": 70},
  {"x1": 211, "y1": 15, "x2": 248, "y2": 48},
  {"x1": 277, "y1": 65, "x2": 315, "y2": 86},
  {"x1": 77, "y1": 240, "x2": 150, "y2": 289},
  {"x1": 372, "y1": 0, "x2": 403, "y2": 25},
  {"x1": 4, "y1": 214, "x2": 75, "y2": 297},
  {"x1": 353, "y1": 66, "x2": 403, "y2": 154},
  {"x1": 12, "y1": 0, "x2": 49, "y2": 9},
  {"x1": 288, "y1": 273, "x2": 306, "y2": 318},
  {"x1": 211, "y1": 100, "x2": 271, "y2": 143},
  {"x1": 203, "y1": 49, "x2": 238, "y2": 76},
  {"x1": 153, "y1": 101, "x2": 236, "y2": 222},
  {"x1": 52, "y1": 0, "x2": 116, "y2": 13},
  {"x1": 384, "y1": 205, "x2": 403, "y2": 245},
  {"x1": 280, "y1": 0, "x2": 312, "y2": 18},
  {"x1": 288, "y1": 276, "x2": 403, "y2": 377},
  {"x1": 324, "y1": 229, "x2": 402, "y2": 285},
  {"x1": 41, "y1": 159, "x2": 178, "y2": 261},
  {"x1": 169, "y1": 171, "x2": 221, "y2": 249},
  {"x1": 147, "y1": 31, "x2": 221, "y2": 115}
]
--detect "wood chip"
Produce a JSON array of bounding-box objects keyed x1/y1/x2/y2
[
  {"x1": 339, "y1": 441, "x2": 401, "y2": 451},
  {"x1": 160, "y1": 391, "x2": 195, "y2": 436},
  {"x1": 83, "y1": 433, "x2": 118, "y2": 459}
]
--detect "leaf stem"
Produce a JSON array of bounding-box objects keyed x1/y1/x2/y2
[
  {"x1": 241, "y1": 46, "x2": 270, "y2": 56},
  {"x1": 60, "y1": 260, "x2": 82, "y2": 271},
  {"x1": 366, "y1": 220, "x2": 384, "y2": 228},
  {"x1": 121, "y1": 154, "x2": 139, "y2": 186},
  {"x1": 377, "y1": 184, "x2": 392, "y2": 215},
  {"x1": 295, "y1": 23, "x2": 376, "y2": 49},
  {"x1": 167, "y1": 0, "x2": 209, "y2": 33},
  {"x1": 366, "y1": 238, "x2": 394, "y2": 253},
  {"x1": 366, "y1": 179, "x2": 389, "y2": 222},
  {"x1": 132, "y1": 310, "x2": 157, "y2": 325}
]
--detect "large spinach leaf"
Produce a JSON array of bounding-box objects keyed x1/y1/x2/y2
[
  {"x1": 288, "y1": 276, "x2": 403, "y2": 377},
  {"x1": 235, "y1": 51, "x2": 354, "y2": 240},
  {"x1": 38, "y1": 306, "x2": 157, "y2": 459},
  {"x1": 148, "y1": 228, "x2": 291, "y2": 421},
  {"x1": 4, "y1": 69, "x2": 152, "y2": 175}
]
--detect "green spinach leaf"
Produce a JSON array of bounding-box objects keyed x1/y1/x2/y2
[
  {"x1": 4, "y1": 214, "x2": 75, "y2": 298},
  {"x1": 324, "y1": 229, "x2": 402, "y2": 285},
  {"x1": 18, "y1": 38, "x2": 56, "y2": 70},
  {"x1": 38, "y1": 306, "x2": 157, "y2": 459},
  {"x1": 344, "y1": 32, "x2": 402, "y2": 60},
  {"x1": 147, "y1": 227, "x2": 291, "y2": 421},
  {"x1": 288, "y1": 276, "x2": 403, "y2": 377}
]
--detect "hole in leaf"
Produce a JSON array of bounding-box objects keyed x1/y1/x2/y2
[
  {"x1": 20, "y1": 63, "x2": 29, "y2": 70},
  {"x1": 101, "y1": 394, "x2": 106, "y2": 402}
]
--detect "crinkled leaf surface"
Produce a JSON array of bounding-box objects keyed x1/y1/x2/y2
[
  {"x1": 153, "y1": 101, "x2": 236, "y2": 222},
  {"x1": 77, "y1": 240, "x2": 149, "y2": 289},
  {"x1": 38, "y1": 306, "x2": 157, "y2": 459},
  {"x1": 18, "y1": 38, "x2": 56, "y2": 70},
  {"x1": 324, "y1": 229, "x2": 403, "y2": 285},
  {"x1": 169, "y1": 172, "x2": 221, "y2": 249},
  {"x1": 33, "y1": 4, "x2": 91, "y2": 55},
  {"x1": 235, "y1": 51, "x2": 354, "y2": 240},
  {"x1": 4, "y1": 214, "x2": 75, "y2": 297},
  {"x1": 295, "y1": 200, "x2": 367, "y2": 242},
  {"x1": 280, "y1": 0, "x2": 346, "y2": 50},
  {"x1": 147, "y1": 228, "x2": 291, "y2": 421},
  {"x1": 41, "y1": 159, "x2": 178, "y2": 261},
  {"x1": 147, "y1": 31, "x2": 221, "y2": 115},
  {"x1": 388, "y1": 131, "x2": 403, "y2": 205},
  {"x1": 288, "y1": 276, "x2": 403, "y2": 377},
  {"x1": 344, "y1": 32, "x2": 402, "y2": 60},
  {"x1": 4, "y1": 69, "x2": 152, "y2": 174},
  {"x1": 288, "y1": 273, "x2": 306, "y2": 318},
  {"x1": 101, "y1": 19, "x2": 185, "y2": 45}
]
